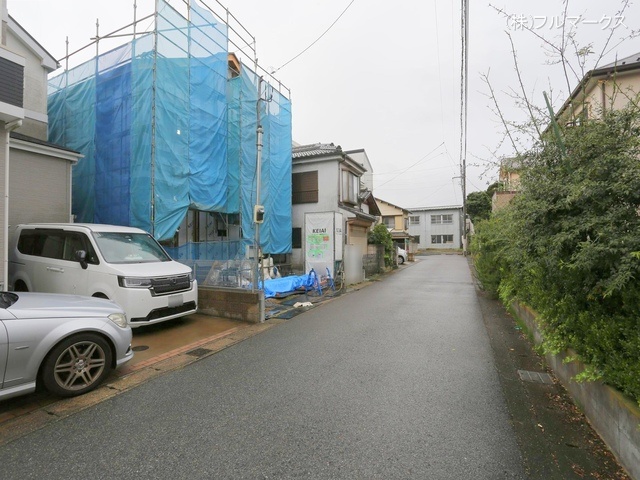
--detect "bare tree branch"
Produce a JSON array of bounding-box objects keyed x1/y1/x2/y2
[
  {"x1": 481, "y1": 69, "x2": 521, "y2": 157},
  {"x1": 507, "y1": 32, "x2": 543, "y2": 140}
]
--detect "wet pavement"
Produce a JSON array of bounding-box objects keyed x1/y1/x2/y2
[
  {"x1": 0, "y1": 268, "x2": 365, "y2": 441},
  {"x1": 0, "y1": 313, "x2": 247, "y2": 428},
  {"x1": 0, "y1": 256, "x2": 629, "y2": 479}
]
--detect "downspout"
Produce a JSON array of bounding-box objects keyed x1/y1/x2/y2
[{"x1": 4, "y1": 119, "x2": 22, "y2": 290}]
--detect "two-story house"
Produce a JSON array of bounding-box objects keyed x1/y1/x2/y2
[
  {"x1": 492, "y1": 157, "x2": 521, "y2": 212},
  {"x1": 407, "y1": 205, "x2": 463, "y2": 251},
  {"x1": 0, "y1": 1, "x2": 82, "y2": 289},
  {"x1": 374, "y1": 198, "x2": 411, "y2": 249},
  {"x1": 291, "y1": 143, "x2": 379, "y2": 285},
  {"x1": 556, "y1": 52, "x2": 640, "y2": 125}
]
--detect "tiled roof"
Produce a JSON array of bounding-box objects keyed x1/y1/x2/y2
[
  {"x1": 292, "y1": 143, "x2": 342, "y2": 158},
  {"x1": 600, "y1": 52, "x2": 640, "y2": 70}
]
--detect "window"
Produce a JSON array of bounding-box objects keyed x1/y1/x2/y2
[
  {"x1": 93, "y1": 232, "x2": 170, "y2": 263},
  {"x1": 413, "y1": 235, "x2": 420, "y2": 244},
  {"x1": 431, "y1": 234, "x2": 454, "y2": 244},
  {"x1": 409, "y1": 215, "x2": 420, "y2": 225},
  {"x1": 17, "y1": 230, "x2": 98, "y2": 264},
  {"x1": 431, "y1": 214, "x2": 453, "y2": 224},
  {"x1": 292, "y1": 228, "x2": 302, "y2": 249},
  {"x1": 292, "y1": 171, "x2": 318, "y2": 204},
  {"x1": 382, "y1": 216, "x2": 395, "y2": 228},
  {"x1": 341, "y1": 170, "x2": 359, "y2": 205}
]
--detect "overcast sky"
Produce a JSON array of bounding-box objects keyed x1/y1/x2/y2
[{"x1": 9, "y1": 0, "x2": 640, "y2": 208}]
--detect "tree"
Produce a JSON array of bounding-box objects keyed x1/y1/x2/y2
[
  {"x1": 368, "y1": 224, "x2": 394, "y2": 267},
  {"x1": 466, "y1": 190, "x2": 491, "y2": 222},
  {"x1": 473, "y1": 1, "x2": 640, "y2": 404},
  {"x1": 474, "y1": 105, "x2": 640, "y2": 403}
]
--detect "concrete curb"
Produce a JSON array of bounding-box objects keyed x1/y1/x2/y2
[{"x1": 512, "y1": 301, "x2": 640, "y2": 480}]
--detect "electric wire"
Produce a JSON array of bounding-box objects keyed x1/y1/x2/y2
[
  {"x1": 271, "y1": 0, "x2": 357, "y2": 74},
  {"x1": 433, "y1": 0, "x2": 446, "y2": 144},
  {"x1": 375, "y1": 142, "x2": 445, "y2": 190},
  {"x1": 371, "y1": 162, "x2": 452, "y2": 176}
]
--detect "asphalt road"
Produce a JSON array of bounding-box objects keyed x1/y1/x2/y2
[
  {"x1": 0, "y1": 256, "x2": 542, "y2": 478},
  {"x1": 0, "y1": 255, "x2": 527, "y2": 478}
]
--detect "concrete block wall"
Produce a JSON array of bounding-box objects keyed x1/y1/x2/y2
[
  {"x1": 198, "y1": 286, "x2": 264, "y2": 324},
  {"x1": 512, "y1": 302, "x2": 640, "y2": 480}
]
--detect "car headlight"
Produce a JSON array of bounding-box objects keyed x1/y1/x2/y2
[
  {"x1": 118, "y1": 276, "x2": 152, "y2": 288},
  {"x1": 108, "y1": 313, "x2": 128, "y2": 328}
]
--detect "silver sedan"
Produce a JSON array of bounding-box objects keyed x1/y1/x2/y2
[{"x1": 0, "y1": 291, "x2": 133, "y2": 401}]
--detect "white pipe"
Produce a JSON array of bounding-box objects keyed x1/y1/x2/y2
[{"x1": 4, "y1": 119, "x2": 22, "y2": 291}]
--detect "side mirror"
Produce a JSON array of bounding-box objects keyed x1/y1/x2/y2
[{"x1": 75, "y1": 250, "x2": 88, "y2": 270}]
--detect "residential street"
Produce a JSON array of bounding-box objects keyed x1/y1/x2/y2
[{"x1": 0, "y1": 256, "x2": 629, "y2": 479}]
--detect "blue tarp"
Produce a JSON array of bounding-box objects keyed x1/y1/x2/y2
[
  {"x1": 47, "y1": 0, "x2": 292, "y2": 258},
  {"x1": 260, "y1": 275, "x2": 310, "y2": 299}
]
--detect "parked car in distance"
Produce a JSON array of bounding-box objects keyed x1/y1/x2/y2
[
  {"x1": 8, "y1": 223, "x2": 198, "y2": 328},
  {"x1": 0, "y1": 291, "x2": 133, "y2": 401},
  {"x1": 397, "y1": 246, "x2": 407, "y2": 264}
]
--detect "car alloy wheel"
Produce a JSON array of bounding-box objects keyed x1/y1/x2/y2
[{"x1": 42, "y1": 333, "x2": 113, "y2": 397}]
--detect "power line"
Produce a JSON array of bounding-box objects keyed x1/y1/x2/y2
[
  {"x1": 375, "y1": 142, "x2": 445, "y2": 189},
  {"x1": 271, "y1": 0, "x2": 357, "y2": 74},
  {"x1": 433, "y1": 0, "x2": 446, "y2": 143},
  {"x1": 370, "y1": 162, "x2": 452, "y2": 176}
]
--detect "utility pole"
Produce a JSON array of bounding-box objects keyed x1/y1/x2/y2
[
  {"x1": 253, "y1": 77, "x2": 265, "y2": 290},
  {"x1": 460, "y1": 0, "x2": 469, "y2": 255}
]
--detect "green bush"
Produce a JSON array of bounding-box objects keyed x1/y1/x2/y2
[
  {"x1": 470, "y1": 215, "x2": 509, "y2": 296},
  {"x1": 368, "y1": 224, "x2": 394, "y2": 266},
  {"x1": 473, "y1": 105, "x2": 640, "y2": 404}
]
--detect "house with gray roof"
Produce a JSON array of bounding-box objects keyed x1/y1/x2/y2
[{"x1": 291, "y1": 143, "x2": 380, "y2": 285}]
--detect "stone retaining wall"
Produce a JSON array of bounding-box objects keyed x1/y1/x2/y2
[
  {"x1": 198, "y1": 286, "x2": 264, "y2": 324},
  {"x1": 512, "y1": 302, "x2": 640, "y2": 480}
]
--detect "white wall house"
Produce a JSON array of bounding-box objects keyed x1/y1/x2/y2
[
  {"x1": 407, "y1": 206, "x2": 463, "y2": 251},
  {"x1": 1, "y1": 2, "x2": 82, "y2": 289},
  {"x1": 291, "y1": 143, "x2": 379, "y2": 285}
]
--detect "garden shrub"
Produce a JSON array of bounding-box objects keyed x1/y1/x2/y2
[
  {"x1": 473, "y1": 105, "x2": 640, "y2": 404},
  {"x1": 368, "y1": 224, "x2": 395, "y2": 267}
]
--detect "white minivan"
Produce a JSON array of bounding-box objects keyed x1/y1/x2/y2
[{"x1": 8, "y1": 224, "x2": 198, "y2": 327}]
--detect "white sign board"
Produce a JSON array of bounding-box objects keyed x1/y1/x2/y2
[{"x1": 304, "y1": 212, "x2": 335, "y2": 276}]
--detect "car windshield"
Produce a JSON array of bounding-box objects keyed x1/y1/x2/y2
[
  {"x1": 92, "y1": 232, "x2": 171, "y2": 264},
  {"x1": 0, "y1": 292, "x2": 18, "y2": 309}
]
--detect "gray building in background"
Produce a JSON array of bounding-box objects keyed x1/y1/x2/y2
[{"x1": 407, "y1": 205, "x2": 463, "y2": 250}]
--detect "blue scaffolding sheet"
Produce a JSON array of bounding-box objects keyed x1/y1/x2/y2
[{"x1": 47, "y1": 0, "x2": 292, "y2": 257}]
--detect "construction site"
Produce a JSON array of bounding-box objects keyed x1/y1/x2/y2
[{"x1": 46, "y1": 0, "x2": 293, "y2": 287}]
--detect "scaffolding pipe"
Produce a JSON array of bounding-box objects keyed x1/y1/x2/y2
[
  {"x1": 95, "y1": 18, "x2": 99, "y2": 58},
  {"x1": 133, "y1": 0, "x2": 137, "y2": 39},
  {"x1": 61, "y1": 13, "x2": 154, "y2": 64},
  {"x1": 150, "y1": 0, "x2": 159, "y2": 236}
]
